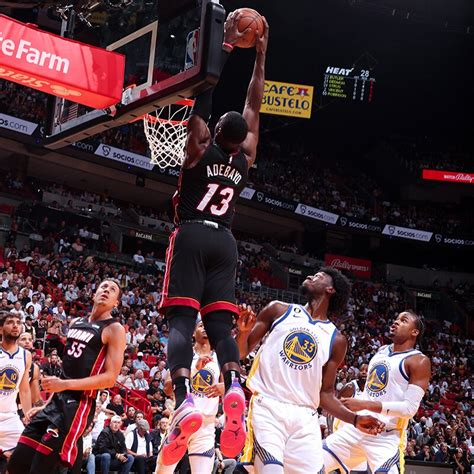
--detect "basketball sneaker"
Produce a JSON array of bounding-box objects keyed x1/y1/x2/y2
[
  {"x1": 159, "y1": 394, "x2": 203, "y2": 465},
  {"x1": 220, "y1": 377, "x2": 247, "y2": 458}
]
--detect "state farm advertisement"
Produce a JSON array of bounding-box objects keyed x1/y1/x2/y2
[
  {"x1": 0, "y1": 14, "x2": 124, "y2": 108},
  {"x1": 422, "y1": 169, "x2": 474, "y2": 185},
  {"x1": 324, "y1": 253, "x2": 372, "y2": 279}
]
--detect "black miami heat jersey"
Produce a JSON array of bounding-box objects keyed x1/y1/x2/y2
[
  {"x1": 62, "y1": 317, "x2": 116, "y2": 396},
  {"x1": 174, "y1": 143, "x2": 249, "y2": 227}
]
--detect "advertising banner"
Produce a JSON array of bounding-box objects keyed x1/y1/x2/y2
[
  {"x1": 0, "y1": 14, "x2": 124, "y2": 108},
  {"x1": 261, "y1": 80, "x2": 314, "y2": 119},
  {"x1": 95, "y1": 144, "x2": 155, "y2": 170},
  {"x1": 0, "y1": 113, "x2": 38, "y2": 135},
  {"x1": 295, "y1": 203, "x2": 339, "y2": 224},
  {"x1": 422, "y1": 169, "x2": 474, "y2": 185},
  {"x1": 325, "y1": 253, "x2": 372, "y2": 279},
  {"x1": 382, "y1": 225, "x2": 433, "y2": 242}
]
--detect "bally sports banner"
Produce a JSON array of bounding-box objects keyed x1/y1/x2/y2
[
  {"x1": 422, "y1": 169, "x2": 474, "y2": 185},
  {"x1": 325, "y1": 254, "x2": 372, "y2": 279},
  {"x1": 261, "y1": 80, "x2": 314, "y2": 119},
  {"x1": 0, "y1": 15, "x2": 125, "y2": 108}
]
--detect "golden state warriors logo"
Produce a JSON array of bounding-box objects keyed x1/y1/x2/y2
[
  {"x1": 0, "y1": 366, "x2": 20, "y2": 395},
  {"x1": 367, "y1": 363, "x2": 389, "y2": 397},
  {"x1": 191, "y1": 369, "x2": 214, "y2": 396},
  {"x1": 280, "y1": 330, "x2": 317, "y2": 370}
]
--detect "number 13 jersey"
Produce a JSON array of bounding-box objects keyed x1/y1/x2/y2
[{"x1": 174, "y1": 143, "x2": 248, "y2": 228}]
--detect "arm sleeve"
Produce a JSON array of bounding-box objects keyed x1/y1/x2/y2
[{"x1": 381, "y1": 384, "x2": 425, "y2": 418}]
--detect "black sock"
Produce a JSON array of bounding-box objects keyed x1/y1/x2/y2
[
  {"x1": 223, "y1": 370, "x2": 240, "y2": 392},
  {"x1": 173, "y1": 376, "x2": 190, "y2": 408}
]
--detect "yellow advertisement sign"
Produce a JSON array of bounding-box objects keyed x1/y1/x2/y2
[{"x1": 261, "y1": 80, "x2": 314, "y2": 119}]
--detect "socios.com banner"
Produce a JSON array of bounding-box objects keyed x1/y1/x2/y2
[
  {"x1": 261, "y1": 80, "x2": 314, "y2": 119},
  {"x1": 382, "y1": 224, "x2": 433, "y2": 242},
  {"x1": 337, "y1": 216, "x2": 383, "y2": 233},
  {"x1": 0, "y1": 113, "x2": 38, "y2": 135},
  {"x1": 95, "y1": 144, "x2": 155, "y2": 171},
  {"x1": 295, "y1": 203, "x2": 339, "y2": 224}
]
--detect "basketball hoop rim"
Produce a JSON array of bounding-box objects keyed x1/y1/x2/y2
[{"x1": 140, "y1": 98, "x2": 194, "y2": 125}]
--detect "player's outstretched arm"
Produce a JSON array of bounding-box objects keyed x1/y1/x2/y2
[
  {"x1": 236, "y1": 301, "x2": 287, "y2": 359},
  {"x1": 341, "y1": 354, "x2": 431, "y2": 418},
  {"x1": 19, "y1": 350, "x2": 32, "y2": 416},
  {"x1": 41, "y1": 322, "x2": 126, "y2": 393},
  {"x1": 241, "y1": 17, "x2": 269, "y2": 168},
  {"x1": 30, "y1": 363, "x2": 42, "y2": 406},
  {"x1": 184, "y1": 11, "x2": 246, "y2": 168},
  {"x1": 319, "y1": 332, "x2": 384, "y2": 435}
]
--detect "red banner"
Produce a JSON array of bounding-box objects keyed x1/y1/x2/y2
[
  {"x1": 422, "y1": 169, "x2": 474, "y2": 185},
  {"x1": 324, "y1": 254, "x2": 372, "y2": 279},
  {"x1": 0, "y1": 15, "x2": 125, "y2": 109}
]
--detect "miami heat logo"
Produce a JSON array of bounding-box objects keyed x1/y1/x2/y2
[
  {"x1": 191, "y1": 369, "x2": 214, "y2": 395},
  {"x1": 367, "y1": 363, "x2": 389, "y2": 396},
  {"x1": 282, "y1": 330, "x2": 317, "y2": 366},
  {"x1": 0, "y1": 366, "x2": 19, "y2": 395}
]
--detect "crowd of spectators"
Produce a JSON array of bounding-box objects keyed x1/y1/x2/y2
[
  {"x1": 1, "y1": 81, "x2": 472, "y2": 237},
  {"x1": 1, "y1": 211, "x2": 472, "y2": 472}
]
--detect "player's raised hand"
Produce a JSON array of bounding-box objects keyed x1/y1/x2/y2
[
  {"x1": 256, "y1": 17, "x2": 269, "y2": 55},
  {"x1": 224, "y1": 11, "x2": 251, "y2": 47},
  {"x1": 355, "y1": 415, "x2": 385, "y2": 435},
  {"x1": 237, "y1": 303, "x2": 256, "y2": 333}
]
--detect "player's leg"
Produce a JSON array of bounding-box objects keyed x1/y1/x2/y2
[
  {"x1": 284, "y1": 405, "x2": 324, "y2": 474},
  {"x1": 247, "y1": 395, "x2": 287, "y2": 474},
  {"x1": 200, "y1": 227, "x2": 244, "y2": 457},
  {"x1": 365, "y1": 431, "x2": 404, "y2": 474},
  {"x1": 187, "y1": 419, "x2": 216, "y2": 473},
  {"x1": 322, "y1": 425, "x2": 367, "y2": 474},
  {"x1": 0, "y1": 413, "x2": 26, "y2": 472}
]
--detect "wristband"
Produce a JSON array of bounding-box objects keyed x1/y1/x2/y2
[
  {"x1": 222, "y1": 42, "x2": 234, "y2": 52},
  {"x1": 353, "y1": 414, "x2": 358, "y2": 427}
]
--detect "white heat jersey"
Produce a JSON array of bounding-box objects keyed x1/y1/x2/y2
[
  {"x1": 190, "y1": 350, "x2": 220, "y2": 417},
  {"x1": 247, "y1": 304, "x2": 338, "y2": 409},
  {"x1": 0, "y1": 346, "x2": 26, "y2": 416},
  {"x1": 360, "y1": 344, "x2": 422, "y2": 430}
]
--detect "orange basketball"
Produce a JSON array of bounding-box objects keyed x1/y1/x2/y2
[{"x1": 234, "y1": 8, "x2": 265, "y2": 48}]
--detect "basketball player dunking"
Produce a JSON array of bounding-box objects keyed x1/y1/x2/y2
[
  {"x1": 237, "y1": 269, "x2": 384, "y2": 474},
  {"x1": 323, "y1": 310, "x2": 431, "y2": 474},
  {"x1": 8, "y1": 279, "x2": 126, "y2": 474},
  {"x1": 158, "y1": 12, "x2": 269, "y2": 465},
  {"x1": 0, "y1": 312, "x2": 32, "y2": 471},
  {"x1": 157, "y1": 317, "x2": 222, "y2": 473}
]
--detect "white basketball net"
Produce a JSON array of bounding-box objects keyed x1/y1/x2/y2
[{"x1": 143, "y1": 99, "x2": 194, "y2": 169}]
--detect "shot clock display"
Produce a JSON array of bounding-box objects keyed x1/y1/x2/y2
[{"x1": 322, "y1": 66, "x2": 375, "y2": 102}]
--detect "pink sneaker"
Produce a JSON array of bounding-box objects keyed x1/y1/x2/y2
[
  {"x1": 159, "y1": 394, "x2": 203, "y2": 465},
  {"x1": 220, "y1": 378, "x2": 247, "y2": 458}
]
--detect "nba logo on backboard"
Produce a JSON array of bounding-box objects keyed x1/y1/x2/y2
[{"x1": 185, "y1": 29, "x2": 200, "y2": 71}]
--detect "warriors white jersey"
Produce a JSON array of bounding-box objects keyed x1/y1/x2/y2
[
  {"x1": 360, "y1": 344, "x2": 422, "y2": 430},
  {"x1": 0, "y1": 346, "x2": 26, "y2": 415},
  {"x1": 190, "y1": 350, "x2": 220, "y2": 417},
  {"x1": 247, "y1": 304, "x2": 338, "y2": 409}
]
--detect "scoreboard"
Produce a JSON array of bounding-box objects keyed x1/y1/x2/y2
[{"x1": 322, "y1": 66, "x2": 375, "y2": 102}]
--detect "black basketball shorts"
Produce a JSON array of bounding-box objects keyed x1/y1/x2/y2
[
  {"x1": 17, "y1": 391, "x2": 95, "y2": 467},
  {"x1": 159, "y1": 222, "x2": 238, "y2": 316}
]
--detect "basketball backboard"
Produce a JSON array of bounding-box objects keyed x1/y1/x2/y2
[{"x1": 43, "y1": 0, "x2": 225, "y2": 149}]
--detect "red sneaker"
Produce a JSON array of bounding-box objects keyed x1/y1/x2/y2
[
  {"x1": 159, "y1": 394, "x2": 203, "y2": 465},
  {"x1": 220, "y1": 378, "x2": 247, "y2": 458}
]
